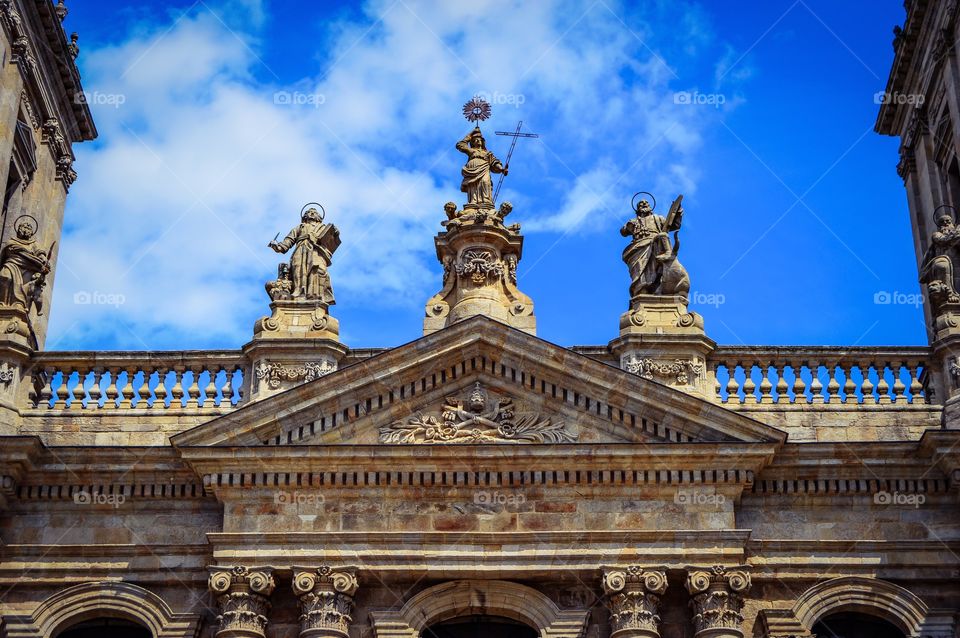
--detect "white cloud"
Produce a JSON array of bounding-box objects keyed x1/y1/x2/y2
[{"x1": 50, "y1": 0, "x2": 738, "y2": 348}]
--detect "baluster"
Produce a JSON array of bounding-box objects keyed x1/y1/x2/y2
[
  {"x1": 759, "y1": 361, "x2": 774, "y2": 404},
  {"x1": 876, "y1": 362, "x2": 891, "y2": 404},
  {"x1": 725, "y1": 363, "x2": 740, "y2": 404},
  {"x1": 713, "y1": 363, "x2": 723, "y2": 402},
  {"x1": 842, "y1": 362, "x2": 857, "y2": 404},
  {"x1": 70, "y1": 368, "x2": 86, "y2": 409},
  {"x1": 87, "y1": 367, "x2": 103, "y2": 409},
  {"x1": 39, "y1": 366, "x2": 54, "y2": 408},
  {"x1": 809, "y1": 362, "x2": 825, "y2": 404},
  {"x1": 826, "y1": 363, "x2": 841, "y2": 403},
  {"x1": 908, "y1": 362, "x2": 926, "y2": 404},
  {"x1": 860, "y1": 361, "x2": 875, "y2": 404},
  {"x1": 118, "y1": 367, "x2": 136, "y2": 409},
  {"x1": 53, "y1": 368, "x2": 69, "y2": 409},
  {"x1": 204, "y1": 367, "x2": 219, "y2": 407},
  {"x1": 891, "y1": 361, "x2": 906, "y2": 403},
  {"x1": 170, "y1": 366, "x2": 186, "y2": 409},
  {"x1": 153, "y1": 367, "x2": 168, "y2": 410},
  {"x1": 742, "y1": 362, "x2": 757, "y2": 405},
  {"x1": 774, "y1": 363, "x2": 788, "y2": 404},
  {"x1": 221, "y1": 366, "x2": 235, "y2": 407},
  {"x1": 186, "y1": 365, "x2": 201, "y2": 408},
  {"x1": 136, "y1": 367, "x2": 152, "y2": 409},
  {"x1": 103, "y1": 368, "x2": 119, "y2": 409},
  {"x1": 791, "y1": 361, "x2": 807, "y2": 404},
  {"x1": 237, "y1": 367, "x2": 246, "y2": 404}
]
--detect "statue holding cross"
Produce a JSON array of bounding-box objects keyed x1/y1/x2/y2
[{"x1": 457, "y1": 96, "x2": 537, "y2": 209}]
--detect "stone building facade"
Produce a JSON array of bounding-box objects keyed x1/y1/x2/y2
[{"x1": 0, "y1": 2, "x2": 958, "y2": 638}]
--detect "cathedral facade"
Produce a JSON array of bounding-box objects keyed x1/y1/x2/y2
[{"x1": 0, "y1": 2, "x2": 958, "y2": 638}]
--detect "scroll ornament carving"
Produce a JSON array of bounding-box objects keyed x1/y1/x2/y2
[
  {"x1": 603, "y1": 567, "x2": 669, "y2": 638},
  {"x1": 208, "y1": 566, "x2": 276, "y2": 638},
  {"x1": 685, "y1": 567, "x2": 751, "y2": 636},
  {"x1": 292, "y1": 566, "x2": 359, "y2": 638},
  {"x1": 380, "y1": 381, "x2": 576, "y2": 444},
  {"x1": 625, "y1": 355, "x2": 704, "y2": 385},
  {"x1": 456, "y1": 248, "x2": 504, "y2": 285},
  {"x1": 255, "y1": 360, "x2": 335, "y2": 389}
]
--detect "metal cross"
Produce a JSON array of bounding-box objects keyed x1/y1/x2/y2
[{"x1": 493, "y1": 121, "x2": 538, "y2": 203}]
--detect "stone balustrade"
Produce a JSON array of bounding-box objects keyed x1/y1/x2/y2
[
  {"x1": 25, "y1": 350, "x2": 249, "y2": 412},
  {"x1": 709, "y1": 346, "x2": 930, "y2": 406}
]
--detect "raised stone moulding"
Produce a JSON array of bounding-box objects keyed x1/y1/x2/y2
[
  {"x1": 603, "y1": 566, "x2": 669, "y2": 638},
  {"x1": 255, "y1": 359, "x2": 335, "y2": 390},
  {"x1": 624, "y1": 355, "x2": 705, "y2": 385},
  {"x1": 685, "y1": 566, "x2": 751, "y2": 638},
  {"x1": 292, "y1": 566, "x2": 359, "y2": 638},
  {"x1": 208, "y1": 565, "x2": 276, "y2": 638},
  {"x1": 380, "y1": 381, "x2": 577, "y2": 444}
]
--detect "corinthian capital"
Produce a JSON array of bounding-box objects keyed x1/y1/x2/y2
[
  {"x1": 684, "y1": 566, "x2": 752, "y2": 638},
  {"x1": 207, "y1": 565, "x2": 276, "y2": 638},
  {"x1": 292, "y1": 566, "x2": 360, "y2": 638},
  {"x1": 602, "y1": 566, "x2": 669, "y2": 638}
]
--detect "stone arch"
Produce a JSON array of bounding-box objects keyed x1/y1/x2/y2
[
  {"x1": 2, "y1": 581, "x2": 201, "y2": 638},
  {"x1": 792, "y1": 576, "x2": 928, "y2": 636},
  {"x1": 369, "y1": 580, "x2": 589, "y2": 638}
]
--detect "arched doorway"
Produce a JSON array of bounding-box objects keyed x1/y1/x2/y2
[
  {"x1": 812, "y1": 612, "x2": 905, "y2": 638},
  {"x1": 424, "y1": 614, "x2": 538, "y2": 638},
  {"x1": 56, "y1": 617, "x2": 152, "y2": 638}
]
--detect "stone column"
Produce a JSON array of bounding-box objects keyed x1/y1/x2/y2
[
  {"x1": 292, "y1": 565, "x2": 360, "y2": 638},
  {"x1": 602, "y1": 566, "x2": 669, "y2": 638},
  {"x1": 208, "y1": 565, "x2": 276, "y2": 638},
  {"x1": 684, "y1": 566, "x2": 751, "y2": 638}
]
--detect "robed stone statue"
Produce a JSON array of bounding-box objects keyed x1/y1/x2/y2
[
  {"x1": 920, "y1": 208, "x2": 960, "y2": 311},
  {"x1": 269, "y1": 206, "x2": 339, "y2": 304},
  {"x1": 620, "y1": 195, "x2": 689, "y2": 299},
  {"x1": 457, "y1": 127, "x2": 507, "y2": 209},
  {"x1": 0, "y1": 217, "x2": 51, "y2": 315}
]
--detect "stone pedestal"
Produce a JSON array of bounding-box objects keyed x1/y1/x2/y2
[
  {"x1": 424, "y1": 204, "x2": 535, "y2": 335},
  {"x1": 0, "y1": 306, "x2": 36, "y2": 424},
  {"x1": 925, "y1": 303, "x2": 960, "y2": 423},
  {"x1": 610, "y1": 295, "x2": 714, "y2": 396},
  {"x1": 684, "y1": 567, "x2": 751, "y2": 638},
  {"x1": 602, "y1": 566, "x2": 668, "y2": 638},
  {"x1": 208, "y1": 566, "x2": 276, "y2": 638},
  {"x1": 247, "y1": 300, "x2": 347, "y2": 401},
  {"x1": 292, "y1": 566, "x2": 359, "y2": 638}
]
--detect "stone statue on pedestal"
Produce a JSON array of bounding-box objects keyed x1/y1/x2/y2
[
  {"x1": 612, "y1": 193, "x2": 711, "y2": 395},
  {"x1": 251, "y1": 204, "x2": 346, "y2": 400}
]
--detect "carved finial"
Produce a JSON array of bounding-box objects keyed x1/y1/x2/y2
[
  {"x1": 68, "y1": 32, "x2": 79, "y2": 59},
  {"x1": 55, "y1": 0, "x2": 68, "y2": 23}
]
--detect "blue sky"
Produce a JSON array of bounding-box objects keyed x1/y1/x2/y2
[{"x1": 48, "y1": 0, "x2": 921, "y2": 351}]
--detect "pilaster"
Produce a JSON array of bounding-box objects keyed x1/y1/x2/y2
[
  {"x1": 684, "y1": 566, "x2": 752, "y2": 638},
  {"x1": 292, "y1": 566, "x2": 360, "y2": 638},
  {"x1": 207, "y1": 566, "x2": 276, "y2": 638},
  {"x1": 602, "y1": 566, "x2": 669, "y2": 638}
]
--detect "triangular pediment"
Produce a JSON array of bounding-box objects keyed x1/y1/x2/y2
[{"x1": 171, "y1": 316, "x2": 785, "y2": 448}]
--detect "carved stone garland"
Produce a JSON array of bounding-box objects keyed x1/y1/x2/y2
[
  {"x1": 292, "y1": 566, "x2": 359, "y2": 638},
  {"x1": 602, "y1": 566, "x2": 669, "y2": 638},
  {"x1": 254, "y1": 359, "x2": 335, "y2": 390},
  {"x1": 380, "y1": 381, "x2": 577, "y2": 444},
  {"x1": 685, "y1": 566, "x2": 751, "y2": 638},
  {"x1": 208, "y1": 566, "x2": 276, "y2": 638},
  {"x1": 624, "y1": 355, "x2": 705, "y2": 385}
]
